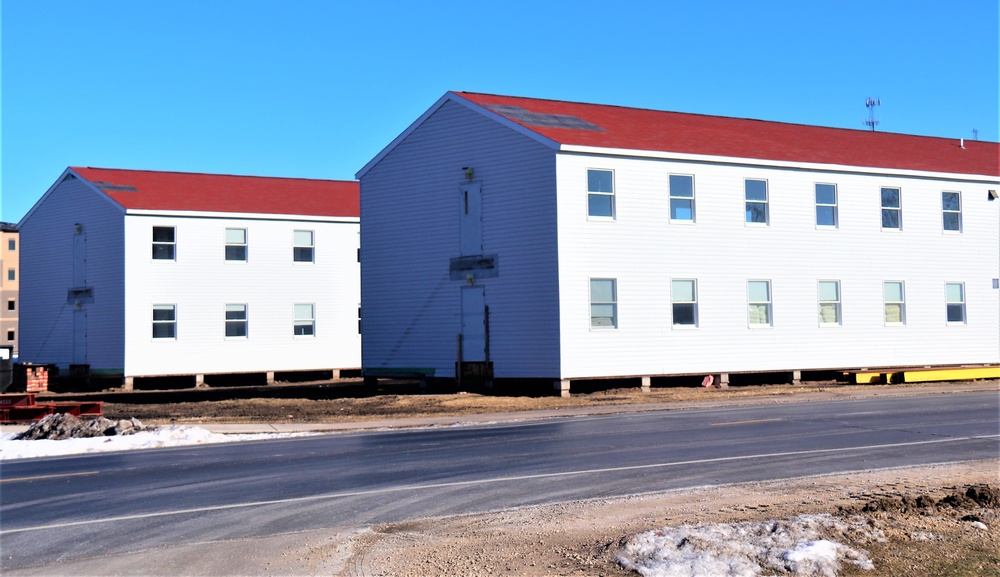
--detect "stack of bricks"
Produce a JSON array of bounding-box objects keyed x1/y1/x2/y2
[{"x1": 25, "y1": 366, "x2": 49, "y2": 393}]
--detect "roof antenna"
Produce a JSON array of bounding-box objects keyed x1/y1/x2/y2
[
  {"x1": 864, "y1": 98, "x2": 881, "y2": 131},
  {"x1": 972, "y1": 128, "x2": 979, "y2": 141}
]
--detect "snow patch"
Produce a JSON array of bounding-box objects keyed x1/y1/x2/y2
[
  {"x1": 618, "y1": 514, "x2": 878, "y2": 577},
  {"x1": 0, "y1": 426, "x2": 312, "y2": 460}
]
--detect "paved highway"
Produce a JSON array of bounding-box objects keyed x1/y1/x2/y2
[{"x1": 1, "y1": 392, "x2": 997, "y2": 572}]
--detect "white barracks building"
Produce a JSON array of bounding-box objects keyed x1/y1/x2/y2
[
  {"x1": 358, "y1": 92, "x2": 999, "y2": 394},
  {"x1": 19, "y1": 167, "x2": 360, "y2": 388}
]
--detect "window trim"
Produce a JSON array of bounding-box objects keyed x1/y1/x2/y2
[
  {"x1": 225, "y1": 304, "x2": 249, "y2": 338},
  {"x1": 225, "y1": 228, "x2": 248, "y2": 262},
  {"x1": 152, "y1": 304, "x2": 177, "y2": 340},
  {"x1": 671, "y1": 279, "x2": 698, "y2": 327},
  {"x1": 883, "y1": 281, "x2": 906, "y2": 325},
  {"x1": 152, "y1": 226, "x2": 177, "y2": 261},
  {"x1": 880, "y1": 187, "x2": 902, "y2": 231},
  {"x1": 589, "y1": 278, "x2": 618, "y2": 329},
  {"x1": 942, "y1": 191, "x2": 962, "y2": 233},
  {"x1": 293, "y1": 230, "x2": 315, "y2": 263},
  {"x1": 818, "y1": 280, "x2": 841, "y2": 326},
  {"x1": 294, "y1": 303, "x2": 316, "y2": 337},
  {"x1": 744, "y1": 178, "x2": 769, "y2": 226},
  {"x1": 668, "y1": 174, "x2": 696, "y2": 223},
  {"x1": 945, "y1": 282, "x2": 966, "y2": 324},
  {"x1": 815, "y1": 183, "x2": 838, "y2": 228},
  {"x1": 586, "y1": 169, "x2": 616, "y2": 220},
  {"x1": 747, "y1": 279, "x2": 772, "y2": 327}
]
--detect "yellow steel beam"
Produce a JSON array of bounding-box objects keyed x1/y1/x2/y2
[{"x1": 901, "y1": 367, "x2": 1000, "y2": 383}]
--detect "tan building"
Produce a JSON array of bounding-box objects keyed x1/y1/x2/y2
[{"x1": 1, "y1": 223, "x2": 18, "y2": 357}]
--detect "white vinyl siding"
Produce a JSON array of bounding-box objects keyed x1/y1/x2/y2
[
  {"x1": 360, "y1": 99, "x2": 560, "y2": 379},
  {"x1": 123, "y1": 215, "x2": 360, "y2": 377},
  {"x1": 18, "y1": 174, "x2": 127, "y2": 372}
]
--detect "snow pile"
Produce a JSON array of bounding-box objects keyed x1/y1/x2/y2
[
  {"x1": 14, "y1": 413, "x2": 152, "y2": 440},
  {"x1": 617, "y1": 514, "x2": 880, "y2": 577},
  {"x1": 1, "y1": 423, "x2": 310, "y2": 460}
]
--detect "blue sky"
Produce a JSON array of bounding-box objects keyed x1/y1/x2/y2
[{"x1": 3, "y1": 0, "x2": 997, "y2": 223}]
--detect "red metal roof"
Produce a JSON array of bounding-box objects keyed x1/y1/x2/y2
[
  {"x1": 456, "y1": 92, "x2": 999, "y2": 177},
  {"x1": 71, "y1": 167, "x2": 359, "y2": 217}
]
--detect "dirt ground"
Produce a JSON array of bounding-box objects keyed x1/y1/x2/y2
[
  {"x1": 96, "y1": 380, "x2": 998, "y2": 576},
  {"x1": 101, "y1": 379, "x2": 992, "y2": 425},
  {"x1": 333, "y1": 462, "x2": 998, "y2": 577}
]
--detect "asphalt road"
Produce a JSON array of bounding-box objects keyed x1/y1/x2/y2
[{"x1": 2, "y1": 392, "x2": 997, "y2": 573}]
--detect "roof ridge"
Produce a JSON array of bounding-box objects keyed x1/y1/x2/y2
[
  {"x1": 457, "y1": 91, "x2": 999, "y2": 144},
  {"x1": 72, "y1": 166, "x2": 357, "y2": 184}
]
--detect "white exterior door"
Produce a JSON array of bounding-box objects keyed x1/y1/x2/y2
[
  {"x1": 459, "y1": 183, "x2": 482, "y2": 256},
  {"x1": 460, "y1": 286, "x2": 486, "y2": 362}
]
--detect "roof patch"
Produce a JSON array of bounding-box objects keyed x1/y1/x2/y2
[
  {"x1": 92, "y1": 181, "x2": 139, "y2": 192},
  {"x1": 486, "y1": 104, "x2": 603, "y2": 131}
]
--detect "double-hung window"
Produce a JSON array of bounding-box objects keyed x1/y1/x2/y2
[
  {"x1": 747, "y1": 280, "x2": 772, "y2": 326},
  {"x1": 294, "y1": 230, "x2": 315, "y2": 263},
  {"x1": 942, "y1": 192, "x2": 962, "y2": 232},
  {"x1": 225, "y1": 304, "x2": 248, "y2": 338},
  {"x1": 6, "y1": 269, "x2": 14, "y2": 281},
  {"x1": 7, "y1": 239, "x2": 15, "y2": 251},
  {"x1": 818, "y1": 280, "x2": 841, "y2": 325},
  {"x1": 883, "y1": 281, "x2": 905, "y2": 324},
  {"x1": 225, "y1": 228, "x2": 247, "y2": 261},
  {"x1": 945, "y1": 283, "x2": 965, "y2": 323},
  {"x1": 294, "y1": 304, "x2": 315, "y2": 336},
  {"x1": 881, "y1": 188, "x2": 901, "y2": 229},
  {"x1": 671, "y1": 279, "x2": 697, "y2": 326},
  {"x1": 152, "y1": 226, "x2": 176, "y2": 260},
  {"x1": 587, "y1": 169, "x2": 615, "y2": 218},
  {"x1": 590, "y1": 278, "x2": 617, "y2": 328},
  {"x1": 745, "y1": 179, "x2": 768, "y2": 225},
  {"x1": 152, "y1": 305, "x2": 177, "y2": 339},
  {"x1": 669, "y1": 175, "x2": 695, "y2": 222},
  {"x1": 815, "y1": 184, "x2": 838, "y2": 227}
]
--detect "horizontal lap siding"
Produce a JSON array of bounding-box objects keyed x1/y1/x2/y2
[
  {"x1": 362, "y1": 102, "x2": 560, "y2": 378},
  {"x1": 124, "y1": 216, "x2": 360, "y2": 377},
  {"x1": 557, "y1": 154, "x2": 999, "y2": 378},
  {"x1": 19, "y1": 178, "x2": 125, "y2": 370}
]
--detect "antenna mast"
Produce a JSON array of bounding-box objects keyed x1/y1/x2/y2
[
  {"x1": 972, "y1": 128, "x2": 979, "y2": 141},
  {"x1": 864, "y1": 97, "x2": 881, "y2": 131}
]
